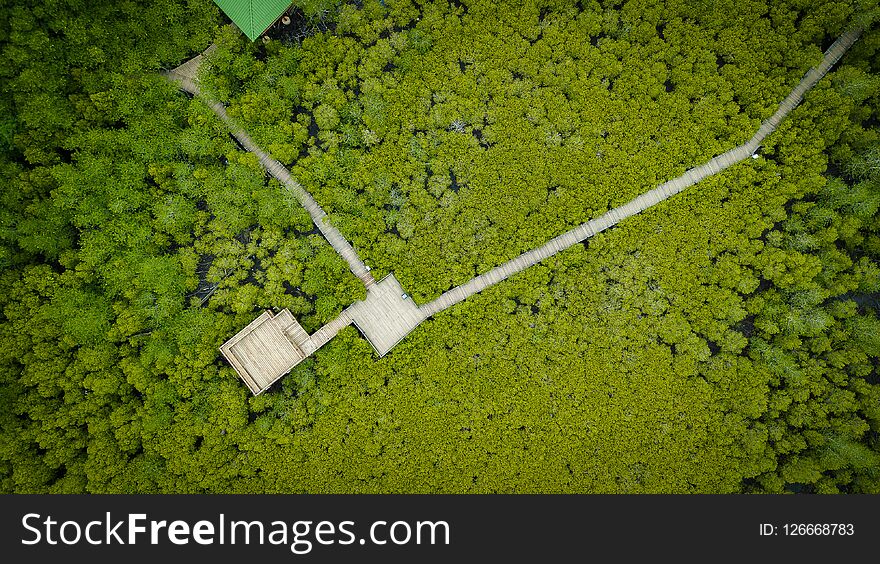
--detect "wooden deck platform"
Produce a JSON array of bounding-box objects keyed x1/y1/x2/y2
[
  {"x1": 346, "y1": 274, "x2": 427, "y2": 356},
  {"x1": 220, "y1": 310, "x2": 310, "y2": 395},
  {"x1": 219, "y1": 275, "x2": 426, "y2": 393},
  {"x1": 164, "y1": 48, "x2": 376, "y2": 290}
]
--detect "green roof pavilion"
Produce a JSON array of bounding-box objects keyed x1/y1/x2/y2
[{"x1": 214, "y1": 0, "x2": 292, "y2": 41}]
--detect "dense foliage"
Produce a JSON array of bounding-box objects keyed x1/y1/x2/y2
[{"x1": 1, "y1": 0, "x2": 878, "y2": 493}]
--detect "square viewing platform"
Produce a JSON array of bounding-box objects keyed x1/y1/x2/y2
[
  {"x1": 219, "y1": 310, "x2": 310, "y2": 395},
  {"x1": 346, "y1": 274, "x2": 426, "y2": 356}
]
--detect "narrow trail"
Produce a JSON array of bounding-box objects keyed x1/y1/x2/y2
[
  {"x1": 168, "y1": 28, "x2": 862, "y2": 386},
  {"x1": 163, "y1": 48, "x2": 376, "y2": 289},
  {"x1": 419, "y1": 28, "x2": 862, "y2": 318}
]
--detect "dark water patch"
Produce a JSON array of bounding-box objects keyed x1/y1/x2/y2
[
  {"x1": 734, "y1": 315, "x2": 755, "y2": 338},
  {"x1": 283, "y1": 281, "x2": 317, "y2": 306},
  {"x1": 386, "y1": 223, "x2": 401, "y2": 237},
  {"x1": 265, "y1": 7, "x2": 333, "y2": 46},
  {"x1": 472, "y1": 127, "x2": 494, "y2": 147},
  {"x1": 190, "y1": 253, "x2": 217, "y2": 306},
  {"x1": 241, "y1": 255, "x2": 265, "y2": 287},
  {"x1": 450, "y1": 171, "x2": 460, "y2": 193},
  {"x1": 706, "y1": 339, "x2": 720, "y2": 355},
  {"x1": 449, "y1": 0, "x2": 468, "y2": 14},
  {"x1": 755, "y1": 277, "x2": 773, "y2": 293}
]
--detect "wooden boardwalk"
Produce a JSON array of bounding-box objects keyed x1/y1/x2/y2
[
  {"x1": 419, "y1": 28, "x2": 863, "y2": 318},
  {"x1": 169, "y1": 29, "x2": 861, "y2": 393},
  {"x1": 164, "y1": 52, "x2": 376, "y2": 289}
]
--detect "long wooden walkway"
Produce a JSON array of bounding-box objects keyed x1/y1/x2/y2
[
  {"x1": 169, "y1": 29, "x2": 861, "y2": 394},
  {"x1": 419, "y1": 28, "x2": 862, "y2": 318},
  {"x1": 164, "y1": 51, "x2": 376, "y2": 289}
]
